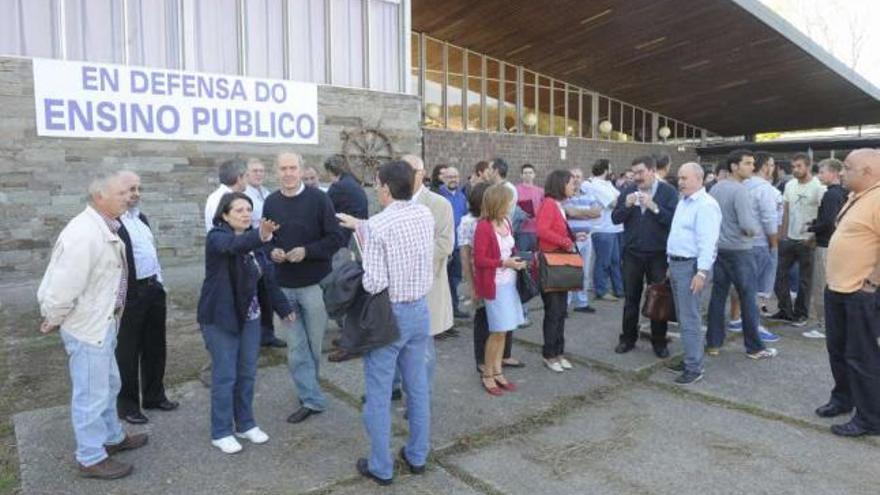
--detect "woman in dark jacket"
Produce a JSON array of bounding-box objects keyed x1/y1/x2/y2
[
  {"x1": 197, "y1": 192, "x2": 294, "y2": 454},
  {"x1": 536, "y1": 170, "x2": 577, "y2": 374}
]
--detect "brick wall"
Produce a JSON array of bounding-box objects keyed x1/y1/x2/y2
[
  {"x1": 0, "y1": 56, "x2": 421, "y2": 304},
  {"x1": 423, "y1": 128, "x2": 699, "y2": 182}
]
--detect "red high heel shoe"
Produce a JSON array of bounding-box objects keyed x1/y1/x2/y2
[
  {"x1": 494, "y1": 374, "x2": 517, "y2": 392},
  {"x1": 481, "y1": 375, "x2": 503, "y2": 396}
]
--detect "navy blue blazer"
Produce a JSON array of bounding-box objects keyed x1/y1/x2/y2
[
  {"x1": 611, "y1": 180, "x2": 679, "y2": 255},
  {"x1": 197, "y1": 225, "x2": 293, "y2": 333}
]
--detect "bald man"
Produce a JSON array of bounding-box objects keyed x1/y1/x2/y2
[
  {"x1": 818, "y1": 148, "x2": 880, "y2": 437},
  {"x1": 666, "y1": 163, "x2": 722, "y2": 384}
]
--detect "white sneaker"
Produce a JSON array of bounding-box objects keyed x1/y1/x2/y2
[
  {"x1": 235, "y1": 426, "x2": 269, "y2": 444},
  {"x1": 211, "y1": 435, "x2": 243, "y2": 454},
  {"x1": 802, "y1": 329, "x2": 826, "y2": 339},
  {"x1": 559, "y1": 357, "x2": 573, "y2": 370},
  {"x1": 544, "y1": 358, "x2": 564, "y2": 373}
]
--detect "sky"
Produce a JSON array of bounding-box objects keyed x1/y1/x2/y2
[{"x1": 762, "y1": 0, "x2": 880, "y2": 88}]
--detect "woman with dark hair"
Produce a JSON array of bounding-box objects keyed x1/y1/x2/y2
[
  {"x1": 197, "y1": 192, "x2": 295, "y2": 454},
  {"x1": 536, "y1": 170, "x2": 578, "y2": 373}
]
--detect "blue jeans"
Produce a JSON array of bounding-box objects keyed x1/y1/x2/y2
[
  {"x1": 202, "y1": 319, "x2": 261, "y2": 439},
  {"x1": 282, "y1": 285, "x2": 327, "y2": 411},
  {"x1": 447, "y1": 248, "x2": 463, "y2": 313},
  {"x1": 391, "y1": 332, "x2": 436, "y2": 397},
  {"x1": 669, "y1": 259, "x2": 705, "y2": 374},
  {"x1": 363, "y1": 298, "x2": 432, "y2": 480},
  {"x1": 592, "y1": 232, "x2": 624, "y2": 297},
  {"x1": 706, "y1": 249, "x2": 765, "y2": 353},
  {"x1": 752, "y1": 245, "x2": 777, "y2": 298},
  {"x1": 61, "y1": 323, "x2": 125, "y2": 467},
  {"x1": 569, "y1": 236, "x2": 592, "y2": 307}
]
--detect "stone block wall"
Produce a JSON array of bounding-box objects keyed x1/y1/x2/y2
[
  {"x1": 0, "y1": 56, "x2": 421, "y2": 301},
  {"x1": 423, "y1": 128, "x2": 699, "y2": 182}
]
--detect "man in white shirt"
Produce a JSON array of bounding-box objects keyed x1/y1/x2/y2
[
  {"x1": 38, "y1": 172, "x2": 148, "y2": 480},
  {"x1": 115, "y1": 172, "x2": 178, "y2": 425},
  {"x1": 589, "y1": 159, "x2": 625, "y2": 301},
  {"x1": 204, "y1": 159, "x2": 247, "y2": 232}
]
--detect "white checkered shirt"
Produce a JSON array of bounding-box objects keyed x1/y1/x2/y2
[{"x1": 357, "y1": 200, "x2": 434, "y2": 303}]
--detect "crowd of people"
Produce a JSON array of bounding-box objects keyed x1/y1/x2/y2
[{"x1": 36, "y1": 146, "x2": 880, "y2": 483}]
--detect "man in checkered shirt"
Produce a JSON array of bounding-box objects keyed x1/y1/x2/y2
[{"x1": 337, "y1": 160, "x2": 434, "y2": 485}]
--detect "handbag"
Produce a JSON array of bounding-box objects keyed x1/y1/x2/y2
[
  {"x1": 641, "y1": 279, "x2": 677, "y2": 322},
  {"x1": 516, "y1": 266, "x2": 540, "y2": 303},
  {"x1": 538, "y1": 251, "x2": 584, "y2": 292}
]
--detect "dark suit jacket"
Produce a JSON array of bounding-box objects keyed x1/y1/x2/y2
[
  {"x1": 117, "y1": 212, "x2": 152, "y2": 302},
  {"x1": 611, "y1": 180, "x2": 678, "y2": 255}
]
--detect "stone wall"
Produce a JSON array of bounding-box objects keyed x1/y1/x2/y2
[
  {"x1": 422, "y1": 128, "x2": 699, "y2": 182},
  {"x1": 0, "y1": 56, "x2": 421, "y2": 306}
]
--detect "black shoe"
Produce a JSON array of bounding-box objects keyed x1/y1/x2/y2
[
  {"x1": 399, "y1": 446, "x2": 426, "y2": 474},
  {"x1": 830, "y1": 421, "x2": 880, "y2": 438},
  {"x1": 767, "y1": 311, "x2": 793, "y2": 322},
  {"x1": 357, "y1": 458, "x2": 392, "y2": 485},
  {"x1": 666, "y1": 361, "x2": 685, "y2": 373},
  {"x1": 573, "y1": 306, "x2": 596, "y2": 314},
  {"x1": 815, "y1": 403, "x2": 853, "y2": 418},
  {"x1": 262, "y1": 337, "x2": 287, "y2": 348},
  {"x1": 653, "y1": 346, "x2": 670, "y2": 359},
  {"x1": 361, "y1": 389, "x2": 403, "y2": 404},
  {"x1": 614, "y1": 342, "x2": 635, "y2": 354},
  {"x1": 286, "y1": 406, "x2": 322, "y2": 424},
  {"x1": 122, "y1": 411, "x2": 149, "y2": 425},
  {"x1": 453, "y1": 309, "x2": 470, "y2": 319},
  {"x1": 144, "y1": 399, "x2": 179, "y2": 411},
  {"x1": 791, "y1": 316, "x2": 809, "y2": 328},
  {"x1": 675, "y1": 371, "x2": 703, "y2": 385},
  {"x1": 446, "y1": 328, "x2": 460, "y2": 337}
]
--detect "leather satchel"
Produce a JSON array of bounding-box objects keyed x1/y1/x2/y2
[
  {"x1": 538, "y1": 252, "x2": 584, "y2": 292},
  {"x1": 641, "y1": 280, "x2": 677, "y2": 322}
]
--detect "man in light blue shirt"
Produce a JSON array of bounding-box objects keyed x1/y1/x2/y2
[
  {"x1": 667, "y1": 163, "x2": 721, "y2": 384},
  {"x1": 564, "y1": 167, "x2": 602, "y2": 313}
]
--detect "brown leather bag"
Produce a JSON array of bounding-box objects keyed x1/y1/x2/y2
[
  {"x1": 641, "y1": 280, "x2": 677, "y2": 322},
  {"x1": 538, "y1": 252, "x2": 584, "y2": 292}
]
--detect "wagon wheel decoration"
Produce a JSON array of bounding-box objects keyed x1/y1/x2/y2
[{"x1": 341, "y1": 127, "x2": 395, "y2": 186}]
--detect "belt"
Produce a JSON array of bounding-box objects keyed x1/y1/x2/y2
[
  {"x1": 669, "y1": 256, "x2": 695, "y2": 262},
  {"x1": 135, "y1": 274, "x2": 160, "y2": 286}
]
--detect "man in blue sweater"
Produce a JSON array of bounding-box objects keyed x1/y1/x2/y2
[{"x1": 263, "y1": 151, "x2": 345, "y2": 424}]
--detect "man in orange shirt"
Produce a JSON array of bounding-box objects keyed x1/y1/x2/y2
[{"x1": 817, "y1": 148, "x2": 880, "y2": 438}]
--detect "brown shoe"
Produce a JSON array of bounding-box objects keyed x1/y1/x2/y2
[
  {"x1": 78, "y1": 458, "x2": 133, "y2": 479},
  {"x1": 327, "y1": 349, "x2": 361, "y2": 362},
  {"x1": 105, "y1": 433, "x2": 149, "y2": 455}
]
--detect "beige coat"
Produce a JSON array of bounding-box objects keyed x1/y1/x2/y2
[{"x1": 414, "y1": 187, "x2": 454, "y2": 335}]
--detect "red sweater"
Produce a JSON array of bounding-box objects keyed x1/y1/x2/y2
[
  {"x1": 473, "y1": 219, "x2": 509, "y2": 300},
  {"x1": 536, "y1": 199, "x2": 575, "y2": 253}
]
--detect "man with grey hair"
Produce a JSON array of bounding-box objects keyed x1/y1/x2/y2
[
  {"x1": 204, "y1": 159, "x2": 247, "y2": 232},
  {"x1": 38, "y1": 173, "x2": 148, "y2": 479},
  {"x1": 666, "y1": 163, "x2": 722, "y2": 384},
  {"x1": 263, "y1": 151, "x2": 345, "y2": 424}
]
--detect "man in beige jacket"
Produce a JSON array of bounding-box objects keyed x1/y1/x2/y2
[{"x1": 38, "y1": 173, "x2": 148, "y2": 480}]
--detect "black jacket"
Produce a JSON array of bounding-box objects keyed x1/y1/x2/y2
[
  {"x1": 808, "y1": 184, "x2": 848, "y2": 248},
  {"x1": 117, "y1": 212, "x2": 153, "y2": 302},
  {"x1": 323, "y1": 259, "x2": 398, "y2": 354},
  {"x1": 327, "y1": 174, "x2": 369, "y2": 244},
  {"x1": 611, "y1": 180, "x2": 679, "y2": 255}
]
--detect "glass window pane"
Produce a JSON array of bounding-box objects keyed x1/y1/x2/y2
[
  {"x1": 522, "y1": 70, "x2": 536, "y2": 135},
  {"x1": 503, "y1": 80, "x2": 516, "y2": 132},
  {"x1": 633, "y1": 108, "x2": 644, "y2": 142},
  {"x1": 66, "y1": 0, "x2": 125, "y2": 63},
  {"x1": 622, "y1": 104, "x2": 633, "y2": 142},
  {"x1": 485, "y1": 59, "x2": 500, "y2": 131},
  {"x1": 537, "y1": 77, "x2": 551, "y2": 135},
  {"x1": 597, "y1": 96, "x2": 611, "y2": 138},
  {"x1": 425, "y1": 37, "x2": 442, "y2": 71},
  {"x1": 183, "y1": 0, "x2": 239, "y2": 74},
  {"x1": 446, "y1": 45, "x2": 463, "y2": 130},
  {"x1": 128, "y1": 0, "x2": 180, "y2": 69},
  {"x1": 610, "y1": 100, "x2": 622, "y2": 140},
  {"x1": 466, "y1": 53, "x2": 482, "y2": 130},
  {"x1": 580, "y1": 91, "x2": 593, "y2": 138},
  {"x1": 411, "y1": 33, "x2": 420, "y2": 96},
  {"x1": 289, "y1": 0, "x2": 325, "y2": 83},
  {"x1": 552, "y1": 83, "x2": 565, "y2": 136},
  {"x1": 566, "y1": 87, "x2": 579, "y2": 137},
  {"x1": 0, "y1": 0, "x2": 61, "y2": 58},
  {"x1": 330, "y1": 0, "x2": 363, "y2": 87},
  {"x1": 369, "y1": 0, "x2": 400, "y2": 92},
  {"x1": 244, "y1": 0, "x2": 283, "y2": 77}
]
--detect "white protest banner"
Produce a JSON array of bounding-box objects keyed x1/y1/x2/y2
[{"x1": 33, "y1": 58, "x2": 319, "y2": 145}]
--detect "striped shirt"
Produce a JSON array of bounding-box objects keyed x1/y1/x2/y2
[{"x1": 357, "y1": 200, "x2": 435, "y2": 303}]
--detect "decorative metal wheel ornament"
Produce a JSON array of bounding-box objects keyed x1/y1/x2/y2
[{"x1": 341, "y1": 126, "x2": 394, "y2": 185}]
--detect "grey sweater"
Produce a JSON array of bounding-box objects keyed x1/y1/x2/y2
[{"x1": 709, "y1": 179, "x2": 761, "y2": 251}]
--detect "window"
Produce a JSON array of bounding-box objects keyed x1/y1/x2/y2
[
  {"x1": 369, "y1": 0, "x2": 400, "y2": 92},
  {"x1": 466, "y1": 52, "x2": 482, "y2": 130},
  {"x1": 289, "y1": 0, "x2": 326, "y2": 83},
  {"x1": 66, "y1": 0, "x2": 125, "y2": 63},
  {"x1": 485, "y1": 58, "x2": 501, "y2": 131},
  {"x1": 566, "y1": 86, "x2": 579, "y2": 137},
  {"x1": 128, "y1": 0, "x2": 181, "y2": 69},
  {"x1": 244, "y1": 0, "x2": 284, "y2": 78},
  {"x1": 446, "y1": 45, "x2": 464, "y2": 130},
  {"x1": 580, "y1": 91, "x2": 593, "y2": 138},
  {"x1": 182, "y1": 0, "x2": 239, "y2": 74},
  {"x1": 330, "y1": 0, "x2": 363, "y2": 87},
  {"x1": 423, "y1": 37, "x2": 443, "y2": 127},
  {"x1": 503, "y1": 64, "x2": 517, "y2": 132},
  {"x1": 0, "y1": 0, "x2": 62, "y2": 58},
  {"x1": 522, "y1": 70, "x2": 537, "y2": 134}
]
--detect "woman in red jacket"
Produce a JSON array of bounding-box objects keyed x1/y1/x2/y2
[
  {"x1": 473, "y1": 184, "x2": 527, "y2": 395},
  {"x1": 536, "y1": 170, "x2": 578, "y2": 373}
]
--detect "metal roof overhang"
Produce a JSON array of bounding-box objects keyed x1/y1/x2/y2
[{"x1": 412, "y1": 0, "x2": 880, "y2": 136}]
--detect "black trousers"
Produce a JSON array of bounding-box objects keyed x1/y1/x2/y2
[
  {"x1": 116, "y1": 280, "x2": 168, "y2": 415},
  {"x1": 774, "y1": 239, "x2": 814, "y2": 319},
  {"x1": 825, "y1": 288, "x2": 880, "y2": 431},
  {"x1": 257, "y1": 279, "x2": 278, "y2": 344},
  {"x1": 621, "y1": 251, "x2": 668, "y2": 347},
  {"x1": 541, "y1": 290, "x2": 568, "y2": 358},
  {"x1": 472, "y1": 307, "x2": 512, "y2": 365}
]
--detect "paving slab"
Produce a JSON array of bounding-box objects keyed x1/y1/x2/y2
[
  {"x1": 648, "y1": 324, "x2": 842, "y2": 429},
  {"x1": 328, "y1": 466, "x2": 481, "y2": 495},
  {"x1": 515, "y1": 299, "x2": 683, "y2": 373},
  {"x1": 445, "y1": 386, "x2": 880, "y2": 495},
  {"x1": 14, "y1": 366, "x2": 370, "y2": 495},
  {"x1": 319, "y1": 328, "x2": 617, "y2": 449}
]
